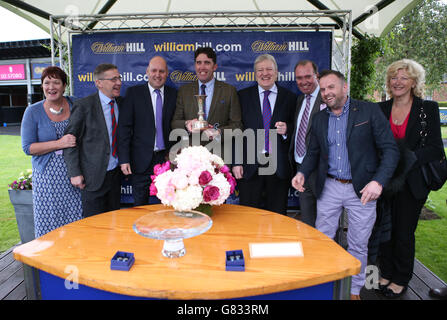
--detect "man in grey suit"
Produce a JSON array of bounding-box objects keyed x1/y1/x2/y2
[
  {"x1": 171, "y1": 47, "x2": 242, "y2": 162},
  {"x1": 289, "y1": 60, "x2": 323, "y2": 227},
  {"x1": 64, "y1": 63, "x2": 122, "y2": 217}
]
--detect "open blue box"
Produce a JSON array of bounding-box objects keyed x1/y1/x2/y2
[
  {"x1": 110, "y1": 251, "x2": 135, "y2": 271},
  {"x1": 226, "y1": 250, "x2": 245, "y2": 271}
]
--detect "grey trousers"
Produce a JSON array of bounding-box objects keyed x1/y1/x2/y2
[{"x1": 316, "y1": 177, "x2": 376, "y2": 295}]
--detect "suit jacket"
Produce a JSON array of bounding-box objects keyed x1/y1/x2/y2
[
  {"x1": 288, "y1": 90, "x2": 323, "y2": 173},
  {"x1": 299, "y1": 98, "x2": 400, "y2": 199},
  {"x1": 237, "y1": 84, "x2": 296, "y2": 180},
  {"x1": 379, "y1": 96, "x2": 444, "y2": 199},
  {"x1": 64, "y1": 91, "x2": 122, "y2": 192},
  {"x1": 171, "y1": 79, "x2": 242, "y2": 163},
  {"x1": 117, "y1": 83, "x2": 177, "y2": 174}
]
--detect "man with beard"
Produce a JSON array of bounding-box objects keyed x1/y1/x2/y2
[{"x1": 291, "y1": 69, "x2": 399, "y2": 299}]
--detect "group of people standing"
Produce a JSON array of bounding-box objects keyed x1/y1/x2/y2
[{"x1": 21, "y1": 46, "x2": 445, "y2": 300}]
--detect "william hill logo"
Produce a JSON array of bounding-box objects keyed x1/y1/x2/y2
[
  {"x1": 251, "y1": 40, "x2": 287, "y2": 52},
  {"x1": 91, "y1": 42, "x2": 145, "y2": 54},
  {"x1": 170, "y1": 70, "x2": 198, "y2": 83},
  {"x1": 251, "y1": 40, "x2": 309, "y2": 52}
]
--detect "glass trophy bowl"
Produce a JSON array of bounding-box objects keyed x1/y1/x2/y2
[{"x1": 133, "y1": 209, "x2": 213, "y2": 258}]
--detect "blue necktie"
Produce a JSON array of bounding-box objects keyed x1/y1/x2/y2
[
  {"x1": 201, "y1": 84, "x2": 207, "y2": 120},
  {"x1": 155, "y1": 89, "x2": 165, "y2": 150}
]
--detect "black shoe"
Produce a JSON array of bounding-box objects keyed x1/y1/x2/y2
[
  {"x1": 429, "y1": 287, "x2": 447, "y2": 300},
  {"x1": 374, "y1": 280, "x2": 390, "y2": 294},
  {"x1": 383, "y1": 285, "x2": 407, "y2": 299}
]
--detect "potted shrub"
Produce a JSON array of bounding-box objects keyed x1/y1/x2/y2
[{"x1": 8, "y1": 169, "x2": 35, "y2": 243}]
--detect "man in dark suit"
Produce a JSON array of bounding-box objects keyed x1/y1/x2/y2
[
  {"x1": 171, "y1": 47, "x2": 242, "y2": 163},
  {"x1": 117, "y1": 56, "x2": 177, "y2": 206},
  {"x1": 292, "y1": 70, "x2": 399, "y2": 299},
  {"x1": 289, "y1": 60, "x2": 323, "y2": 226},
  {"x1": 64, "y1": 63, "x2": 122, "y2": 217},
  {"x1": 233, "y1": 54, "x2": 296, "y2": 214}
]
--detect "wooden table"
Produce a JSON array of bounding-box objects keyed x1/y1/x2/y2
[{"x1": 13, "y1": 204, "x2": 360, "y2": 300}]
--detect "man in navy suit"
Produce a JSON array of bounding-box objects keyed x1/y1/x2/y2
[
  {"x1": 117, "y1": 56, "x2": 177, "y2": 206},
  {"x1": 233, "y1": 54, "x2": 296, "y2": 214},
  {"x1": 292, "y1": 70, "x2": 399, "y2": 299},
  {"x1": 289, "y1": 60, "x2": 323, "y2": 226}
]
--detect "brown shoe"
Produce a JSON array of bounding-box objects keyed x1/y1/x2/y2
[{"x1": 350, "y1": 294, "x2": 361, "y2": 300}]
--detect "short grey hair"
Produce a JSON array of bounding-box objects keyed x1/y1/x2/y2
[
  {"x1": 254, "y1": 54, "x2": 278, "y2": 72},
  {"x1": 93, "y1": 63, "x2": 118, "y2": 81}
]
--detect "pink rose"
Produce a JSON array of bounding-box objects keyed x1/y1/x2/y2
[
  {"x1": 225, "y1": 173, "x2": 237, "y2": 194},
  {"x1": 199, "y1": 171, "x2": 212, "y2": 186},
  {"x1": 203, "y1": 185, "x2": 220, "y2": 202},
  {"x1": 164, "y1": 184, "x2": 176, "y2": 202},
  {"x1": 220, "y1": 165, "x2": 230, "y2": 174},
  {"x1": 153, "y1": 161, "x2": 171, "y2": 176},
  {"x1": 149, "y1": 182, "x2": 158, "y2": 196}
]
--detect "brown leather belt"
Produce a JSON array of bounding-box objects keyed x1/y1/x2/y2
[{"x1": 327, "y1": 174, "x2": 352, "y2": 184}]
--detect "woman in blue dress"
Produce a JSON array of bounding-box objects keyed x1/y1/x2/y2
[{"x1": 21, "y1": 66, "x2": 82, "y2": 238}]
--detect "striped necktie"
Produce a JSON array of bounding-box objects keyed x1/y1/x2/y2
[
  {"x1": 295, "y1": 94, "x2": 311, "y2": 157},
  {"x1": 109, "y1": 100, "x2": 117, "y2": 158}
]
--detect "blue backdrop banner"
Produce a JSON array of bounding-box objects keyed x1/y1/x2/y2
[
  {"x1": 71, "y1": 31, "x2": 332, "y2": 206},
  {"x1": 72, "y1": 31, "x2": 331, "y2": 96}
]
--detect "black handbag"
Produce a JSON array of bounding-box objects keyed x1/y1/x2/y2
[{"x1": 419, "y1": 103, "x2": 447, "y2": 191}]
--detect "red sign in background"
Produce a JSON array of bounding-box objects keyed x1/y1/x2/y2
[{"x1": 0, "y1": 64, "x2": 26, "y2": 80}]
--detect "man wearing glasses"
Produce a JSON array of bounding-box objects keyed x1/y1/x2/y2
[{"x1": 64, "y1": 63, "x2": 123, "y2": 217}]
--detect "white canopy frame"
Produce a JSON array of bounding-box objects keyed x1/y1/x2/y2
[{"x1": 49, "y1": 10, "x2": 353, "y2": 93}]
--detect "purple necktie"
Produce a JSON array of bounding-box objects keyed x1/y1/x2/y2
[
  {"x1": 262, "y1": 90, "x2": 272, "y2": 152},
  {"x1": 155, "y1": 89, "x2": 165, "y2": 150},
  {"x1": 109, "y1": 100, "x2": 117, "y2": 158},
  {"x1": 296, "y1": 94, "x2": 311, "y2": 157},
  {"x1": 201, "y1": 84, "x2": 207, "y2": 120}
]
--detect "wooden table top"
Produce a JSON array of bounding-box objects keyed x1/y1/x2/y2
[{"x1": 13, "y1": 204, "x2": 360, "y2": 299}]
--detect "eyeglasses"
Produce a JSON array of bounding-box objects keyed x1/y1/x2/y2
[{"x1": 99, "y1": 76, "x2": 122, "y2": 83}]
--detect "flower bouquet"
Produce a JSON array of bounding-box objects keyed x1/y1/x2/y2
[
  {"x1": 150, "y1": 146, "x2": 236, "y2": 215},
  {"x1": 8, "y1": 169, "x2": 32, "y2": 190}
]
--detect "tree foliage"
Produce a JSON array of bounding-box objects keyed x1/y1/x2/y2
[
  {"x1": 374, "y1": 0, "x2": 447, "y2": 97},
  {"x1": 350, "y1": 35, "x2": 383, "y2": 100}
]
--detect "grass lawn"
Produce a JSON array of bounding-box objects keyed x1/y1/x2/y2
[
  {"x1": 0, "y1": 135, "x2": 30, "y2": 252},
  {"x1": 415, "y1": 148, "x2": 447, "y2": 282}
]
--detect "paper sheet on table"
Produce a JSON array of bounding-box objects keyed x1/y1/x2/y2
[{"x1": 249, "y1": 242, "x2": 304, "y2": 258}]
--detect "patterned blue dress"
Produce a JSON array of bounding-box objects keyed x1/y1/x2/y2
[{"x1": 33, "y1": 119, "x2": 82, "y2": 237}]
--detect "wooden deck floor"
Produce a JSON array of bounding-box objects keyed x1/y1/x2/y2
[
  {"x1": 1, "y1": 243, "x2": 445, "y2": 300},
  {"x1": 0, "y1": 245, "x2": 26, "y2": 300}
]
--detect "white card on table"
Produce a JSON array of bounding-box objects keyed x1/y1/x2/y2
[{"x1": 249, "y1": 242, "x2": 304, "y2": 258}]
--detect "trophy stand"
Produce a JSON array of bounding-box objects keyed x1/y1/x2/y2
[{"x1": 192, "y1": 94, "x2": 209, "y2": 132}]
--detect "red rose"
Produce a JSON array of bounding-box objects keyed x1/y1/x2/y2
[
  {"x1": 203, "y1": 185, "x2": 220, "y2": 202},
  {"x1": 199, "y1": 171, "x2": 213, "y2": 185}
]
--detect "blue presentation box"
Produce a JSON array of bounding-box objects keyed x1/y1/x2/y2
[
  {"x1": 226, "y1": 250, "x2": 245, "y2": 271},
  {"x1": 110, "y1": 251, "x2": 135, "y2": 271}
]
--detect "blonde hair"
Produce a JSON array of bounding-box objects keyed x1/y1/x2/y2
[{"x1": 385, "y1": 59, "x2": 425, "y2": 98}]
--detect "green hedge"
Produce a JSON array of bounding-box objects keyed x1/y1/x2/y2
[{"x1": 438, "y1": 101, "x2": 447, "y2": 108}]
